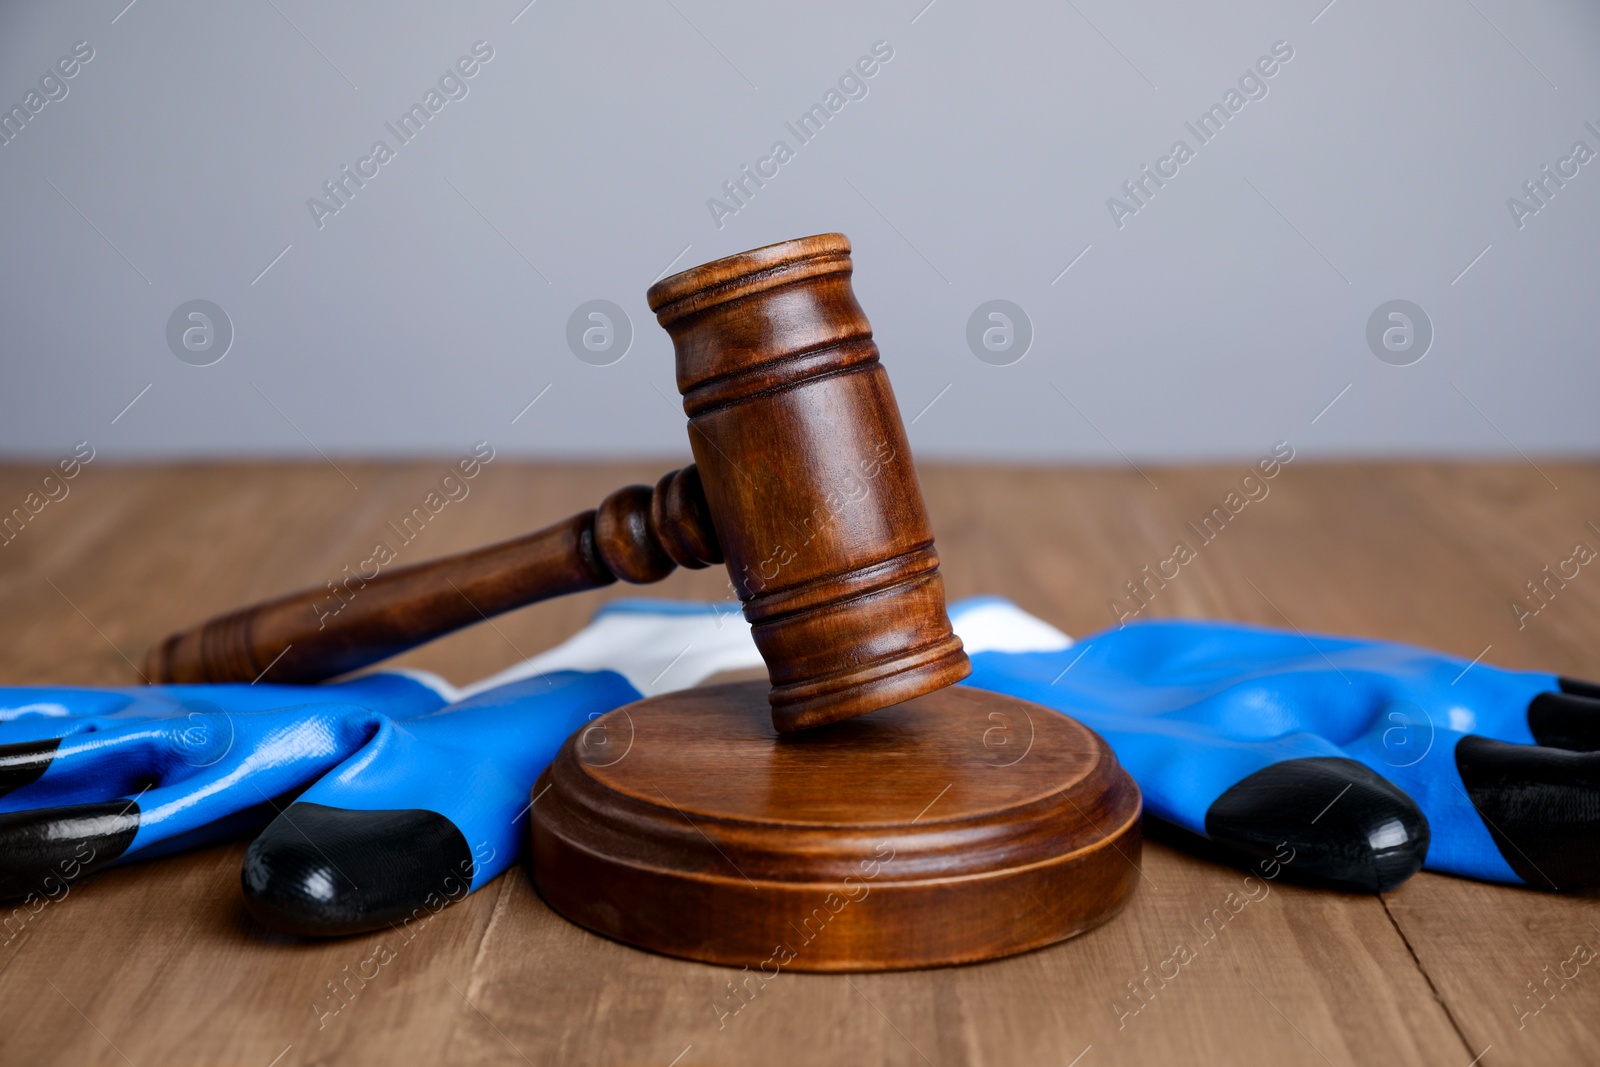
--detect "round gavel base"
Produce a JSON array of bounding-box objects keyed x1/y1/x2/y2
[{"x1": 529, "y1": 681, "x2": 1141, "y2": 971}]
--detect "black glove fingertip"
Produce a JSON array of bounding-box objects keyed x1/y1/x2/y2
[
  {"x1": 241, "y1": 802, "x2": 475, "y2": 938},
  {"x1": 0, "y1": 801, "x2": 139, "y2": 899},
  {"x1": 1527, "y1": 680, "x2": 1600, "y2": 753},
  {"x1": 1204, "y1": 758, "x2": 1429, "y2": 893},
  {"x1": 0, "y1": 739, "x2": 62, "y2": 801},
  {"x1": 1558, "y1": 677, "x2": 1600, "y2": 701},
  {"x1": 1456, "y1": 734, "x2": 1600, "y2": 890}
]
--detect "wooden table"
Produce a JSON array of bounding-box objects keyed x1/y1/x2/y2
[{"x1": 1, "y1": 459, "x2": 1596, "y2": 1066}]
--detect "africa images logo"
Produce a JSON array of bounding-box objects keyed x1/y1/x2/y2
[
  {"x1": 706, "y1": 41, "x2": 894, "y2": 229},
  {"x1": 0, "y1": 40, "x2": 94, "y2": 149},
  {"x1": 1505, "y1": 118, "x2": 1600, "y2": 231},
  {"x1": 307, "y1": 42, "x2": 495, "y2": 230},
  {"x1": 1106, "y1": 40, "x2": 1295, "y2": 229}
]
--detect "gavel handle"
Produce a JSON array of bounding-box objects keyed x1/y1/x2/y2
[{"x1": 145, "y1": 466, "x2": 722, "y2": 684}]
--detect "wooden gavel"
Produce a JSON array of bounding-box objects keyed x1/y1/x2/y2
[{"x1": 147, "y1": 234, "x2": 970, "y2": 730}]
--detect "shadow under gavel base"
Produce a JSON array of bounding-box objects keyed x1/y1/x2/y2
[{"x1": 529, "y1": 681, "x2": 1142, "y2": 971}]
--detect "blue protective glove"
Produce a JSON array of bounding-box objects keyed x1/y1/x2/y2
[
  {"x1": 12, "y1": 592, "x2": 1579, "y2": 938},
  {"x1": 0, "y1": 600, "x2": 763, "y2": 936},
  {"x1": 947, "y1": 597, "x2": 1600, "y2": 893}
]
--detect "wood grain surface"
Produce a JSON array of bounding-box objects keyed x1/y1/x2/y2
[
  {"x1": 0, "y1": 458, "x2": 1596, "y2": 1066},
  {"x1": 146, "y1": 464, "x2": 721, "y2": 686},
  {"x1": 531, "y1": 680, "x2": 1140, "y2": 971}
]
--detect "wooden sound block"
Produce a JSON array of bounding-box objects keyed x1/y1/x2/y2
[{"x1": 529, "y1": 681, "x2": 1142, "y2": 972}]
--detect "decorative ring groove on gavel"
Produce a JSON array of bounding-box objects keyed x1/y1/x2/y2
[
  {"x1": 678, "y1": 336, "x2": 880, "y2": 417},
  {"x1": 147, "y1": 233, "x2": 970, "y2": 731}
]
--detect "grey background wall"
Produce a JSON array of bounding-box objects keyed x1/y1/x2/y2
[{"x1": 1, "y1": 0, "x2": 1596, "y2": 463}]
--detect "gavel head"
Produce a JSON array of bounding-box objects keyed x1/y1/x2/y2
[{"x1": 647, "y1": 234, "x2": 970, "y2": 731}]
